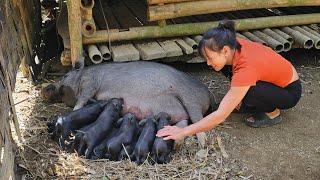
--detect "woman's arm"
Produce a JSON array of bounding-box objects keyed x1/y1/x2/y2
[{"x1": 157, "y1": 86, "x2": 250, "y2": 140}]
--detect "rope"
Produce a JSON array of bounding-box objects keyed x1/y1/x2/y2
[{"x1": 98, "y1": 0, "x2": 112, "y2": 53}]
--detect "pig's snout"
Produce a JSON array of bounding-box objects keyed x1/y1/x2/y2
[{"x1": 109, "y1": 98, "x2": 124, "y2": 112}]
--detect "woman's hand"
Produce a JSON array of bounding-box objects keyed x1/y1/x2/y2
[{"x1": 156, "y1": 125, "x2": 186, "y2": 141}]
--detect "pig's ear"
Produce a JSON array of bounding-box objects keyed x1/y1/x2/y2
[
  {"x1": 73, "y1": 57, "x2": 85, "y2": 70},
  {"x1": 155, "y1": 114, "x2": 160, "y2": 121},
  {"x1": 138, "y1": 119, "x2": 147, "y2": 126},
  {"x1": 58, "y1": 85, "x2": 77, "y2": 107},
  {"x1": 116, "y1": 118, "x2": 123, "y2": 127},
  {"x1": 152, "y1": 117, "x2": 158, "y2": 125}
]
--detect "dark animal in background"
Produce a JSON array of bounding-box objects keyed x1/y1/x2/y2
[
  {"x1": 132, "y1": 116, "x2": 157, "y2": 165},
  {"x1": 42, "y1": 61, "x2": 215, "y2": 148},
  {"x1": 151, "y1": 112, "x2": 174, "y2": 164},
  {"x1": 51, "y1": 101, "x2": 108, "y2": 149},
  {"x1": 77, "y1": 98, "x2": 123, "y2": 159}
]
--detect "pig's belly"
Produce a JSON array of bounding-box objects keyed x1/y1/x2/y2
[{"x1": 122, "y1": 95, "x2": 188, "y2": 124}]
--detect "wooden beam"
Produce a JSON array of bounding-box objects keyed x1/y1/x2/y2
[
  {"x1": 148, "y1": 0, "x2": 320, "y2": 21},
  {"x1": 148, "y1": 0, "x2": 194, "y2": 5},
  {"x1": 67, "y1": 0, "x2": 83, "y2": 68},
  {"x1": 83, "y1": 13, "x2": 320, "y2": 44}
]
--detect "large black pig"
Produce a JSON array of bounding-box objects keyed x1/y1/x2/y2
[{"x1": 42, "y1": 61, "x2": 215, "y2": 148}]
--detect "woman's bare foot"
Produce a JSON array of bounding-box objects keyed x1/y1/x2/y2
[{"x1": 265, "y1": 109, "x2": 280, "y2": 119}]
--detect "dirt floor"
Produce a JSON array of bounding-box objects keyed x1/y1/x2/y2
[{"x1": 12, "y1": 49, "x2": 320, "y2": 179}]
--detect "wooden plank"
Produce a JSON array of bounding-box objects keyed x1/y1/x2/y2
[
  {"x1": 122, "y1": 0, "x2": 157, "y2": 26},
  {"x1": 134, "y1": 41, "x2": 166, "y2": 60},
  {"x1": 111, "y1": 43, "x2": 140, "y2": 62},
  {"x1": 148, "y1": 0, "x2": 195, "y2": 5},
  {"x1": 0, "y1": 36, "x2": 15, "y2": 180},
  {"x1": 148, "y1": 0, "x2": 320, "y2": 21},
  {"x1": 174, "y1": 39, "x2": 193, "y2": 54},
  {"x1": 109, "y1": 0, "x2": 143, "y2": 29},
  {"x1": 171, "y1": 15, "x2": 198, "y2": 24},
  {"x1": 93, "y1": 0, "x2": 121, "y2": 29},
  {"x1": 158, "y1": 40, "x2": 183, "y2": 57}
]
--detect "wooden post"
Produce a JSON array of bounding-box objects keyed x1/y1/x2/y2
[
  {"x1": 148, "y1": 0, "x2": 195, "y2": 5},
  {"x1": 148, "y1": 0, "x2": 320, "y2": 21},
  {"x1": 83, "y1": 13, "x2": 320, "y2": 44},
  {"x1": 67, "y1": 0, "x2": 83, "y2": 68}
]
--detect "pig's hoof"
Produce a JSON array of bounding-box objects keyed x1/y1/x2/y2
[
  {"x1": 173, "y1": 139, "x2": 184, "y2": 150},
  {"x1": 196, "y1": 132, "x2": 207, "y2": 149},
  {"x1": 93, "y1": 145, "x2": 106, "y2": 159}
]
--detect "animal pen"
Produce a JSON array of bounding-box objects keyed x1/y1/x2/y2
[{"x1": 0, "y1": 0, "x2": 320, "y2": 179}]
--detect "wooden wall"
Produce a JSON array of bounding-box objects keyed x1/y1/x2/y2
[{"x1": 0, "y1": 0, "x2": 39, "y2": 179}]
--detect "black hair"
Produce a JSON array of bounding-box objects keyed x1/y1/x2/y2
[
  {"x1": 198, "y1": 20, "x2": 241, "y2": 80},
  {"x1": 198, "y1": 20, "x2": 241, "y2": 59}
]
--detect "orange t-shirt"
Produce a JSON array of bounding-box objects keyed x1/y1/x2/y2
[{"x1": 231, "y1": 38, "x2": 293, "y2": 88}]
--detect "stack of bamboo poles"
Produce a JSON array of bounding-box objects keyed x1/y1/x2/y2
[
  {"x1": 147, "y1": 0, "x2": 320, "y2": 21},
  {"x1": 83, "y1": 25, "x2": 320, "y2": 64},
  {"x1": 65, "y1": 0, "x2": 320, "y2": 66}
]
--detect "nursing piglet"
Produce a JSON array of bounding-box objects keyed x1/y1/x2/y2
[
  {"x1": 151, "y1": 112, "x2": 174, "y2": 164},
  {"x1": 132, "y1": 116, "x2": 157, "y2": 165},
  {"x1": 104, "y1": 113, "x2": 138, "y2": 160},
  {"x1": 77, "y1": 98, "x2": 123, "y2": 159}
]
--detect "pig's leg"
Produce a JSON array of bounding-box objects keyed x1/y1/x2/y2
[
  {"x1": 73, "y1": 77, "x2": 98, "y2": 110},
  {"x1": 187, "y1": 109, "x2": 207, "y2": 148},
  {"x1": 174, "y1": 120, "x2": 188, "y2": 150},
  {"x1": 71, "y1": 123, "x2": 96, "y2": 153}
]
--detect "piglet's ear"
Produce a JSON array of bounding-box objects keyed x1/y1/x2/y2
[
  {"x1": 138, "y1": 119, "x2": 147, "y2": 126},
  {"x1": 116, "y1": 118, "x2": 123, "y2": 127},
  {"x1": 152, "y1": 117, "x2": 158, "y2": 125}
]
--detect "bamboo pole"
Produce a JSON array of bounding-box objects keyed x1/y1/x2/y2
[
  {"x1": 88, "y1": 45, "x2": 103, "y2": 64},
  {"x1": 148, "y1": 0, "x2": 320, "y2": 21},
  {"x1": 192, "y1": 35, "x2": 203, "y2": 44},
  {"x1": 183, "y1": 37, "x2": 198, "y2": 49},
  {"x1": 148, "y1": 0, "x2": 195, "y2": 5},
  {"x1": 262, "y1": 28, "x2": 291, "y2": 51},
  {"x1": 98, "y1": 45, "x2": 111, "y2": 61},
  {"x1": 281, "y1": 27, "x2": 313, "y2": 49},
  {"x1": 272, "y1": 28, "x2": 294, "y2": 44},
  {"x1": 236, "y1": 33, "x2": 249, "y2": 40},
  {"x1": 242, "y1": 31, "x2": 267, "y2": 46},
  {"x1": 301, "y1": 26, "x2": 320, "y2": 38},
  {"x1": 67, "y1": 0, "x2": 83, "y2": 68},
  {"x1": 83, "y1": 13, "x2": 320, "y2": 44},
  {"x1": 292, "y1": 26, "x2": 320, "y2": 49},
  {"x1": 81, "y1": 0, "x2": 96, "y2": 37},
  {"x1": 252, "y1": 30, "x2": 284, "y2": 52}
]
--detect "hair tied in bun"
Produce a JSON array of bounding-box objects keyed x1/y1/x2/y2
[{"x1": 218, "y1": 20, "x2": 236, "y2": 33}]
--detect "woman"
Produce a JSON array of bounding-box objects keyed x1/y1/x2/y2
[{"x1": 157, "y1": 20, "x2": 301, "y2": 142}]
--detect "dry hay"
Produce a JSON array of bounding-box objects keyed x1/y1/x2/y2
[{"x1": 13, "y1": 69, "x2": 247, "y2": 179}]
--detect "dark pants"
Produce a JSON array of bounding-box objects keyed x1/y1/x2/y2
[{"x1": 239, "y1": 80, "x2": 302, "y2": 113}]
